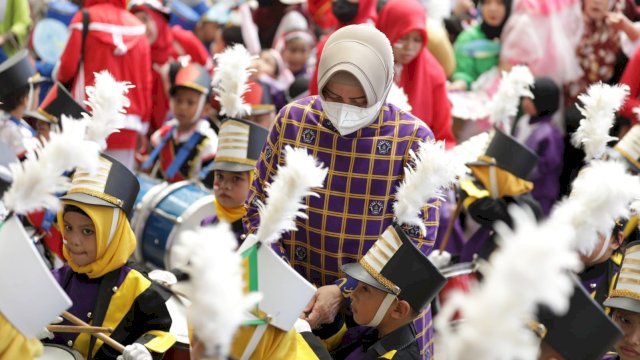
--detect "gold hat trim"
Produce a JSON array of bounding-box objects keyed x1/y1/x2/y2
[
  {"x1": 527, "y1": 320, "x2": 547, "y2": 339},
  {"x1": 609, "y1": 289, "x2": 640, "y2": 302},
  {"x1": 66, "y1": 188, "x2": 123, "y2": 207},
  {"x1": 359, "y1": 257, "x2": 400, "y2": 295},
  {"x1": 213, "y1": 156, "x2": 257, "y2": 167},
  {"x1": 623, "y1": 258, "x2": 640, "y2": 266},
  {"x1": 616, "y1": 277, "x2": 640, "y2": 285},
  {"x1": 615, "y1": 146, "x2": 640, "y2": 171},
  {"x1": 621, "y1": 267, "x2": 640, "y2": 275}
]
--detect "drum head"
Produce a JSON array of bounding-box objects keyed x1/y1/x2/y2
[
  {"x1": 33, "y1": 19, "x2": 69, "y2": 64},
  {"x1": 39, "y1": 344, "x2": 83, "y2": 359}
]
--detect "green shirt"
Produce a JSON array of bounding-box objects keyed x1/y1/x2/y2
[
  {"x1": 1, "y1": 0, "x2": 31, "y2": 56},
  {"x1": 452, "y1": 24, "x2": 501, "y2": 88}
]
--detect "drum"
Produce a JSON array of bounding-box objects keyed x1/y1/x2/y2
[
  {"x1": 131, "y1": 174, "x2": 166, "y2": 233},
  {"x1": 164, "y1": 295, "x2": 192, "y2": 360},
  {"x1": 32, "y1": 18, "x2": 70, "y2": 64},
  {"x1": 134, "y1": 180, "x2": 215, "y2": 269},
  {"x1": 437, "y1": 262, "x2": 479, "y2": 314},
  {"x1": 38, "y1": 344, "x2": 83, "y2": 359}
]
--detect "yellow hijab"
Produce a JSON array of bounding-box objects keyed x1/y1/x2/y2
[
  {"x1": 58, "y1": 200, "x2": 137, "y2": 279},
  {"x1": 213, "y1": 171, "x2": 253, "y2": 224}
]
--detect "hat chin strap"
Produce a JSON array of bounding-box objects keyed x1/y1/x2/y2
[
  {"x1": 364, "y1": 293, "x2": 396, "y2": 327},
  {"x1": 26, "y1": 83, "x2": 35, "y2": 112},
  {"x1": 593, "y1": 231, "x2": 613, "y2": 261},
  {"x1": 191, "y1": 94, "x2": 207, "y2": 123}
]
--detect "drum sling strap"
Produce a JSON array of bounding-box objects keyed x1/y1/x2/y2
[
  {"x1": 78, "y1": 9, "x2": 89, "y2": 80},
  {"x1": 142, "y1": 126, "x2": 205, "y2": 179},
  {"x1": 87, "y1": 269, "x2": 120, "y2": 360}
]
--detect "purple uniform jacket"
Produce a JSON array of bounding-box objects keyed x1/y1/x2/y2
[
  {"x1": 519, "y1": 116, "x2": 564, "y2": 216},
  {"x1": 244, "y1": 96, "x2": 440, "y2": 356}
]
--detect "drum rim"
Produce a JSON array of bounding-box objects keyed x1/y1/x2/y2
[
  {"x1": 164, "y1": 193, "x2": 215, "y2": 269},
  {"x1": 42, "y1": 343, "x2": 84, "y2": 359},
  {"x1": 132, "y1": 178, "x2": 169, "y2": 261}
]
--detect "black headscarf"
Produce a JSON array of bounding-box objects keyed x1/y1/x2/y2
[
  {"x1": 531, "y1": 77, "x2": 560, "y2": 120},
  {"x1": 479, "y1": 0, "x2": 512, "y2": 40}
]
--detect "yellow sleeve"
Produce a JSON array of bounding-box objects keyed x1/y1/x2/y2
[
  {"x1": 0, "y1": 313, "x2": 43, "y2": 359},
  {"x1": 459, "y1": 179, "x2": 490, "y2": 209}
]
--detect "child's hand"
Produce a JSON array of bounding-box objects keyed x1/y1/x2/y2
[{"x1": 117, "y1": 343, "x2": 151, "y2": 360}]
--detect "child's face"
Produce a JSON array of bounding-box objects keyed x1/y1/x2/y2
[
  {"x1": 393, "y1": 30, "x2": 423, "y2": 65},
  {"x1": 521, "y1": 97, "x2": 538, "y2": 117},
  {"x1": 481, "y1": 0, "x2": 507, "y2": 27},
  {"x1": 172, "y1": 87, "x2": 203, "y2": 128},
  {"x1": 281, "y1": 38, "x2": 311, "y2": 74},
  {"x1": 213, "y1": 170, "x2": 251, "y2": 209},
  {"x1": 613, "y1": 309, "x2": 640, "y2": 360},
  {"x1": 258, "y1": 51, "x2": 278, "y2": 78},
  {"x1": 63, "y1": 211, "x2": 97, "y2": 266},
  {"x1": 35, "y1": 121, "x2": 51, "y2": 141},
  {"x1": 350, "y1": 282, "x2": 391, "y2": 325}
]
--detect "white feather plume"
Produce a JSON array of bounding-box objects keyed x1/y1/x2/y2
[
  {"x1": 436, "y1": 206, "x2": 581, "y2": 360},
  {"x1": 83, "y1": 71, "x2": 133, "y2": 150},
  {"x1": 571, "y1": 83, "x2": 629, "y2": 161},
  {"x1": 386, "y1": 83, "x2": 412, "y2": 112},
  {"x1": 393, "y1": 140, "x2": 462, "y2": 234},
  {"x1": 255, "y1": 146, "x2": 327, "y2": 245},
  {"x1": 213, "y1": 44, "x2": 256, "y2": 119},
  {"x1": 488, "y1": 65, "x2": 534, "y2": 132},
  {"x1": 2, "y1": 116, "x2": 101, "y2": 214},
  {"x1": 447, "y1": 131, "x2": 491, "y2": 171},
  {"x1": 172, "y1": 224, "x2": 261, "y2": 358},
  {"x1": 550, "y1": 160, "x2": 640, "y2": 255}
]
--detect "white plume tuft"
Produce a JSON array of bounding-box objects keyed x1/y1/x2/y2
[
  {"x1": 571, "y1": 83, "x2": 629, "y2": 161},
  {"x1": 173, "y1": 224, "x2": 261, "y2": 359},
  {"x1": 386, "y1": 83, "x2": 412, "y2": 112},
  {"x1": 394, "y1": 140, "x2": 462, "y2": 234},
  {"x1": 436, "y1": 206, "x2": 581, "y2": 360},
  {"x1": 2, "y1": 116, "x2": 101, "y2": 214},
  {"x1": 83, "y1": 71, "x2": 133, "y2": 150},
  {"x1": 550, "y1": 160, "x2": 640, "y2": 255},
  {"x1": 488, "y1": 65, "x2": 534, "y2": 132},
  {"x1": 255, "y1": 146, "x2": 327, "y2": 245},
  {"x1": 213, "y1": 44, "x2": 256, "y2": 119},
  {"x1": 447, "y1": 131, "x2": 491, "y2": 172}
]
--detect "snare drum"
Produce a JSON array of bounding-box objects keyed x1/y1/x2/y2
[
  {"x1": 164, "y1": 295, "x2": 192, "y2": 360},
  {"x1": 38, "y1": 344, "x2": 83, "y2": 359},
  {"x1": 134, "y1": 180, "x2": 215, "y2": 269},
  {"x1": 438, "y1": 262, "x2": 479, "y2": 311}
]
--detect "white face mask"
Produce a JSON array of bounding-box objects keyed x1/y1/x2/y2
[{"x1": 320, "y1": 96, "x2": 386, "y2": 136}]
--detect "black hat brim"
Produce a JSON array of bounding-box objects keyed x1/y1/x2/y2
[
  {"x1": 342, "y1": 262, "x2": 393, "y2": 295},
  {"x1": 60, "y1": 192, "x2": 118, "y2": 209},
  {"x1": 604, "y1": 296, "x2": 640, "y2": 314}
]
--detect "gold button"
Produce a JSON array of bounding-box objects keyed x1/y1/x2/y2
[
  {"x1": 112, "y1": 286, "x2": 118, "y2": 292},
  {"x1": 87, "y1": 312, "x2": 92, "y2": 319},
  {"x1": 67, "y1": 340, "x2": 73, "y2": 347}
]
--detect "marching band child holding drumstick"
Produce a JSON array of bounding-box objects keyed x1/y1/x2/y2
[{"x1": 48, "y1": 153, "x2": 176, "y2": 360}]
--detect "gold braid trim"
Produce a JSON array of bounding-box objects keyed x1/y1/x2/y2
[
  {"x1": 214, "y1": 156, "x2": 257, "y2": 166},
  {"x1": 359, "y1": 258, "x2": 401, "y2": 295},
  {"x1": 609, "y1": 289, "x2": 640, "y2": 302},
  {"x1": 66, "y1": 188, "x2": 123, "y2": 207},
  {"x1": 527, "y1": 320, "x2": 547, "y2": 339}
]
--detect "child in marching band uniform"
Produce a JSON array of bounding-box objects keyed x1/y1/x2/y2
[
  {"x1": 334, "y1": 224, "x2": 446, "y2": 360},
  {"x1": 601, "y1": 240, "x2": 640, "y2": 360},
  {"x1": 0, "y1": 50, "x2": 44, "y2": 159},
  {"x1": 144, "y1": 63, "x2": 217, "y2": 183},
  {"x1": 48, "y1": 154, "x2": 175, "y2": 359},
  {"x1": 200, "y1": 118, "x2": 268, "y2": 239}
]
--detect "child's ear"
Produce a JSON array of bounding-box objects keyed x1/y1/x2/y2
[
  {"x1": 611, "y1": 230, "x2": 625, "y2": 251},
  {"x1": 389, "y1": 299, "x2": 412, "y2": 320}
]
